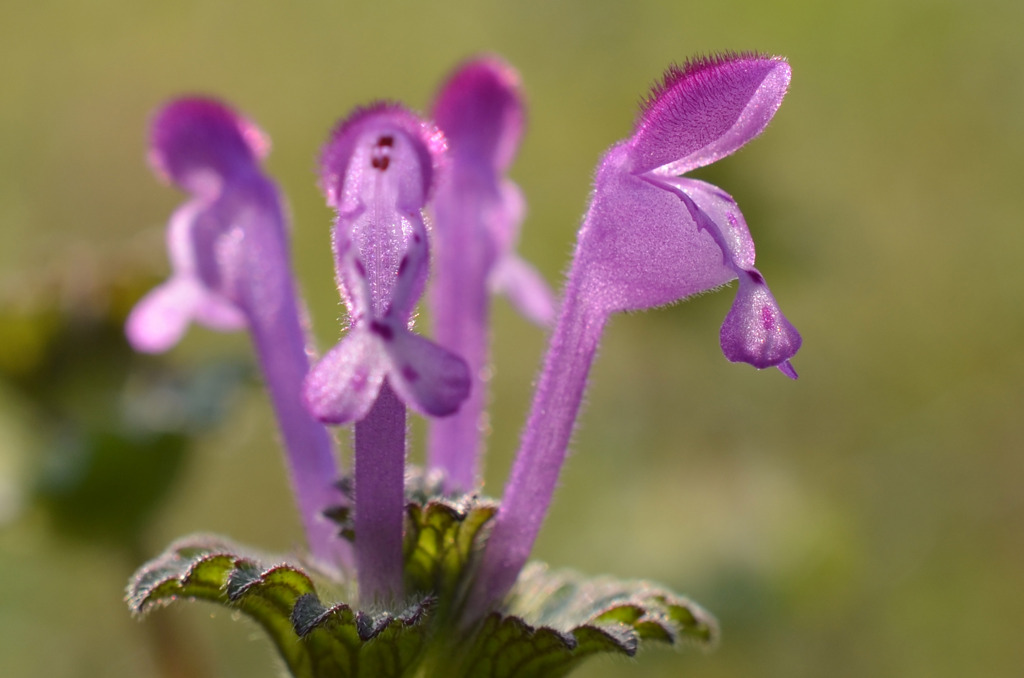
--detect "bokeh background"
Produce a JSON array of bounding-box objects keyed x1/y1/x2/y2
[{"x1": 2, "y1": 0, "x2": 1022, "y2": 676}]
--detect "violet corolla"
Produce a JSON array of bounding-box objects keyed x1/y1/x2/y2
[
  {"x1": 427, "y1": 56, "x2": 555, "y2": 491},
  {"x1": 124, "y1": 98, "x2": 347, "y2": 567},
  {"x1": 469, "y1": 52, "x2": 801, "y2": 615}
]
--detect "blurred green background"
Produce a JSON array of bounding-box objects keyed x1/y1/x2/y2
[{"x1": 2, "y1": 0, "x2": 1022, "y2": 676}]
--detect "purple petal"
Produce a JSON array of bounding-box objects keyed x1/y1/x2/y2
[
  {"x1": 433, "y1": 55, "x2": 524, "y2": 171},
  {"x1": 187, "y1": 207, "x2": 239, "y2": 297},
  {"x1": 384, "y1": 329, "x2": 471, "y2": 417},
  {"x1": 127, "y1": 198, "x2": 247, "y2": 353},
  {"x1": 164, "y1": 201, "x2": 204, "y2": 275},
  {"x1": 303, "y1": 330, "x2": 386, "y2": 424},
  {"x1": 193, "y1": 289, "x2": 249, "y2": 330},
  {"x1": 578, "y1": 143, "x2": 734, "y2": 314},
  {"x1": 319, "y1": 102, "x2": 445, "y2": 210},
  {"x1": 149, "y1": 97, "x2": 269, "y2": 188},
  {"x1": 125, "y1": 280, "x2": 199, "y2": 353},
  {"x1": 156, "y1": 200, "x2": 247, "y2": 330},
  {"x1": 628, "y1": 53, "x2": 791, "y2": 175},
  {"x1": 125, "y1": 273, "x2": 247, "y2": 355},
  {"x1": 487, "y1": 181, "x2": 556, "y2": 325},
  {"x1": 654, "y1": 176, "x2": 801, "y2": 374},
  {"x1": 323, "y1": 104, "x2": 439, "y2": 320},
  {"x1": 720, "y1": 271, "x2": 802, "y2": 374},
  {"x1": 654, "y1": 176, "x2": 756, "y2": 270}
]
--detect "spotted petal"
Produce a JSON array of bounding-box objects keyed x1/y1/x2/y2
[
  {"x1": 303, "y1": 330, "x2": 386, "y2": 424},
  {"x1": 720, "y1": 273, "x2": 801, "y2": 377},
  {"x1": 385, "y1": 329, "x2": 472, "y2": 418},
  {"x1": 653, "y1": 176, "x2": 801, "y2": 376}
]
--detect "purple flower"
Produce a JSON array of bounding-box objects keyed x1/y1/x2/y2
[
  {"x1": 469, "y1": 53, "x2": 801, "y2": 616},
  {"x1": 126, "y1": 98, "x2": 268, "y2": 351},
  {"x1": 125, "y1": 98, "x2": 348, "y2": 568},
  {"x1": 303, "y1": 103, "x2": 470, "y2": 602},
  {"x1": 426, "y1": 56, "x2": 555, "y2": 491},
  {"x1": 303, "y1": 103, "x2": 470, "y2": 425}
]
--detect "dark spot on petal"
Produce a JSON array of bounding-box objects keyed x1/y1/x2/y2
[
  {"x1": 413, "y1": 233, "x2": 422, "y2": 244},
  {"x1": 401, "y1": 365, "x2": 420, "y2": 383},
  {"x1": 760, "y1": 306, "x2": 776, "y2": 331},
  {"x1": 746, "y1": 269, "x2": 765, "y2": 285},
  {"x1": 354, "y1": 258, "x2": 366, "y2": 277},
  {"x1": 369, "y1": 320, "x2": 394, "y2": 341},
  {"x1": 397, "y1": 255, "x2": 408, "y2": 277},
  {"x1": 727, "y1": 212, "x2": 738, "y2": 229},
  {"x1": 370, "y1": 136, "x2": 393, "y2": 171}
]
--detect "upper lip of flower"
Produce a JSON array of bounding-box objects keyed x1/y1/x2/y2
[
  {"x1": 628, "y1": 52, "x2": 793, "y2": 176},
  {"x1": 147, "y1": 97, "x2": 270, "y2": 188}
]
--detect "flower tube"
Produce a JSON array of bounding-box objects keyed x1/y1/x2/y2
[{"x1": 427, "y1": 56, "x2": 555, "y2": 491}]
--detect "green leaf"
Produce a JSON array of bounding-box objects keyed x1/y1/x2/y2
[
  {"x1": 327, "y1": 467, "x2": 500, "y2": 607},
  {"x1": 403, "y1": 496, "x2": 497, "y2": 601},
  {"x1": 127, "y1": 535, "x2": 435, "y2": 678},
  {"x1": 129, "y1": 477, "x2": 717, "y2": 678},
  {"x1": 452, "y1": 563, "x2": 718, "y2": 678}
]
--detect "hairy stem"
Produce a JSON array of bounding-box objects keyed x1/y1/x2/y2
[
  {"x1": 354, "y1": 383, "x2": 406, "y2": 602},
  {"x1": 467, "y1": 263, "x2": 607, "y2": 617}
]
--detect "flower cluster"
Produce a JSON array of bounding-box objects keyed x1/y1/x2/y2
[{"x1": 126, "y1": 52, "x2": 800, "y2": 676}]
